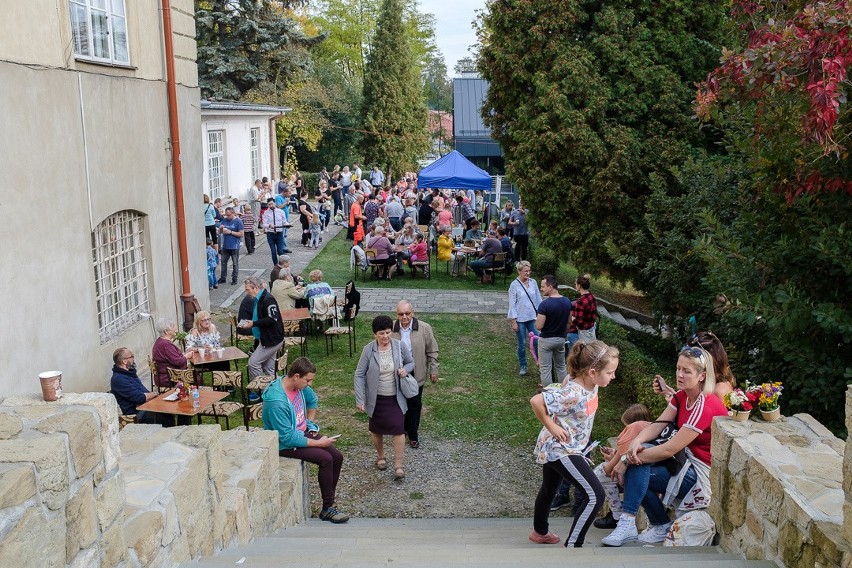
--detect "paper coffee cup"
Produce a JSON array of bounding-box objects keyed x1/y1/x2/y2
[{"x1": 39, "y1": 371, "x2": 63, "y2": 401}]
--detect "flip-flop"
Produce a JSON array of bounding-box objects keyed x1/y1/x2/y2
[
  {"x1": 375, "y1": 458, "x2": 387, "y2": 470},
  {"x1": 394, "y1": 467, "x2": 405, "y2": 480}
]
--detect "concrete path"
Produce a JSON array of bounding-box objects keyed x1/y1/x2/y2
[
  {"x1": 207, "y1": 213, "x2": 653, "y2": 334},
  {"x1": 185, "y1": 518, "x2": 776, "y2": 568}
]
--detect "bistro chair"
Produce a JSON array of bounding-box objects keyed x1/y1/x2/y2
[
  {"x1": 167, "y1": 367, "x2": 197, "y2": 388},
  {"x1": 324, "y1": 299, "x2": 355, "y2": 357},
  {"x1": 228, "y1": 313, "x2": 255, "y2": 354},
  {"x1": 482, "y1": 252, "x2": 508, "y2": 285},
  {"x1": 409, "y1": 246, "x2": 431, "y2": 279},
  {"x1": 199, "y1": 370, "x2": 245, "y2": 430},
  {"x1": 244, "y1": 374, "x2": 274, "y2": 430}
]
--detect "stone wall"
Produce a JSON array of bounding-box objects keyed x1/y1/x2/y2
[
  {"x1": 0, "y1": 394, "x2": 309, "y2": 568},
  {"x1": 710, "y1": 389, "x2": 851, "y2": 568}
]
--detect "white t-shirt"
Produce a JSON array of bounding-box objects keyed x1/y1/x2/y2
[{"x1": 534, "y1": 379, "x2": 599, "y2": 464}]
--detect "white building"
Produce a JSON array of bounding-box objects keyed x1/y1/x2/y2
[
  {"x1": 201, "y1": 100, "x2": 291, "y2": 202},
  {"x1": 0, "y1": 0, "x2": 206, "y2": 396}
]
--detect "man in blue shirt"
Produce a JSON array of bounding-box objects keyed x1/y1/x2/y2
[
  {"x1": 218, "y1": 207, "x2": 244, "y2": 285},
  {"x1": 110, "y1": 348, "x2": 163, "y2": 425}
]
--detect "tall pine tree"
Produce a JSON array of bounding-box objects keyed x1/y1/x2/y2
[{"x1": 361, "y1": 0, "x2": 429, "y2": 180}]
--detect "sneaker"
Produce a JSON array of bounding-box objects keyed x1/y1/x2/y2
[
  {"x1": 247, "y1": 392, "x2": 261, "y2": 403},
  {"x1": 519, "y1": 366, "x2": 527, "y2": 376},
  {"x1": 550, "y1": 493, "x2": 571, "y2": 511},
  {"x1": 601, "y1": 517, "x2": 638, "y2": 547},
  {"x1": 319, "y1": 507, "x2": 349, "y2": 524},
  {"x1": 593, "y1": 511, "x2": 618, "y2": 529},
  {"x1": 528, "y1": 530, "x2": 560, "y2": 544},
  {"x1": 638, "y1": 521, "x2": 672, "y2": 544}
]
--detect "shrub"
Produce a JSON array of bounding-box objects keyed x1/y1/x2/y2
[
  {"x1": 301, "y1": 172, "x2": 321, "y2": 191},
  {"x1": 531, "y1": 247, "x2": 560, "y2": 278},
  {"x1": 598, "y1": 319, "x2": 669, "y2": 419}
]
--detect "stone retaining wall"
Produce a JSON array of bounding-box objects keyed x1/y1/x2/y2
[
  {"x1": 0, "y1": 394, "x2": 308, "y2": 567},
  {"x1": 709, "y1": 388, "x2": 851, "y2": 567}
]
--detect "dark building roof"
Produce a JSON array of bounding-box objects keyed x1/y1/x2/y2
[{"x1": 453, "y1": 77, "x2": 502, "y2": 158}]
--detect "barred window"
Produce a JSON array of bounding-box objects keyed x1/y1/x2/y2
[
  {"x1": 208, "y1": 130, "x2": 226, "y2": 199},
  {"x1": 250, "y1": 127, "x2": 261, "y2": 181},
  {"x1": 92, "y1": 211, "x2": 150, "y2": 343},
  {"x1": 69, "y1": 0, "x2": 130, "y2": 65}
]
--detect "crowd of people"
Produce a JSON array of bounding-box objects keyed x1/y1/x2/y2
[{"x1": 114, "y1": 164, "x2": 741, "y2": 545}]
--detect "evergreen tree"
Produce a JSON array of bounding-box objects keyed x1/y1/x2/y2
[
  {"x1": 361, "y1": 0, "x2": 430, "y2": 180},
  {"x1": 477, "y1": 1, "x2": 727, "y2": 282},
  {"x1": 196, "y1": 0, "x2": 320, "y2": 100}
]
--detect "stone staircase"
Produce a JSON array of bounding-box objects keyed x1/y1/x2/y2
[{"x1": 184, "y1": 518, "x2": 777, "y2": 567}]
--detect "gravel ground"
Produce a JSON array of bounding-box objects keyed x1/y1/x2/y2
[{"x1": 306, "y1": 437, "x2": 567, "y2": 519}]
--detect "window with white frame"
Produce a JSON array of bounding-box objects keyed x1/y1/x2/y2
[
  {"x1": 69, "y1": 0, "x2": 130, "y2": 65},
  {"x1": 250, "y1": 128, "x2": 261, "y2": 181},
  {"x1": 208, "y1": 130, "x2": 226, "y2": 199},
  {"x1": 92, "y1": 211, "x2": 150, "y2": 343}
]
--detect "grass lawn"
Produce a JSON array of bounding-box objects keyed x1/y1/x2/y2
[
  {"x1": 205, "y1": 312, "x2": 632, "y2": 451},
  {"x1": 304, "y1": 232, "x2": 649, "y2": 314}
]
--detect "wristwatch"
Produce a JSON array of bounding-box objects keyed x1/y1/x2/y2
[{"x1": 620, "y1": 454, "x2": 629, "y2": 465}]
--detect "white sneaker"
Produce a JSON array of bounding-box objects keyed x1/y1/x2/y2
[
  {"x1": 601, "y1": 516, "x2": 638, "y2": 547},
  {"x1": 637, "y1": 522, "x2": 672, "y2": 544}
]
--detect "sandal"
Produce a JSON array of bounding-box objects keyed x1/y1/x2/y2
[
  {"x1": 394, "y1": 467, "x2": 405, "y2": 480},
  {"x1": 375, "y1": 458, "x2": 387, "y2": 471}
]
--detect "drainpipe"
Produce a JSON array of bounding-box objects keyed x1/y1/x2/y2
[
  {"x1": 161, "y1": 0, "x2": 198, "y2": 330},
  {"x1": 269, "y1": 114, "x2": 284, "y2": 179}
]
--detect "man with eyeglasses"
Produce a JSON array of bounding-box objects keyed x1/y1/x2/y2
[
  {"x1": 109, "y1": 348, "x2": 167, "y2": 426},
  {"x1": 391, "y1": 300, "x2": 439, "y2": 449}
]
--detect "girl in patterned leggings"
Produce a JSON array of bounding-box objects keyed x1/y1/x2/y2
[{"x1": 528, "y1": 340, "x2": 620, "y2": 548}]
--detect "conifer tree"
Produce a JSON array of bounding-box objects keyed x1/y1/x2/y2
[{"x1": 361, "y1": 0, "x2": 430, "y2": 180}]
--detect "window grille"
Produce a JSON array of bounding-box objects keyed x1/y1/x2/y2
[
  {"x1": 70, "y1": 0, "x2": 129, "y2": 64},
  {"x1": 250, "y1": 128, "x2": 260, "y2": 181},
  {"x1": 208, "y1": 130, "x2": 225, "y2": 199},
  {"x1": 92, "y1": 211, "x2": 149, "y2": 343}
]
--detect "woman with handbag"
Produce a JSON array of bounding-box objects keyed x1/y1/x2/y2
[
  {"x1": 507, "y1": 261, "x2": 542, "y2": 376},
  {"x1": 602, "y1": 346, "x2": 728, "y2": 547},
  {"x1": 354, "y1": 315, "x2": 416, "y2": 480}
]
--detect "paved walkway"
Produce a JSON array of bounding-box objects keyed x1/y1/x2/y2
[
  {"x1": 207, "y1": 215, "x2": 650, "y2": 331},
  {"x1": 207, "y1": 216, "x2": 508, "y2": 316}
]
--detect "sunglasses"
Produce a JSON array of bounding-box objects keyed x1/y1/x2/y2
[{"x1": 680, "y1": 346, "x2": 705, "y2": 360}]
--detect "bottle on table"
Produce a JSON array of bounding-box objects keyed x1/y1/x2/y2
[{"x1": 192, "y1": 386, "x2": 200, "y2": 411}]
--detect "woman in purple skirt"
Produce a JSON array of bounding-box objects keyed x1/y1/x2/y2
[{"x1": 354, "y1": 315, "x2": 415, "y2": 480}]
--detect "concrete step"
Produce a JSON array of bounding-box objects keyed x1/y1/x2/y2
[
  {"x1": 607, "y1": 310, "x2": 630, "y2": 327},
  {"x1": 184, "y1": 518, "x2": 775, "y2": 567},
  {"x1": 625, "y1": 317, "x2": 643, "y2": 330}
]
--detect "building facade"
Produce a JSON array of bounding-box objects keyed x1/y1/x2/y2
[
  {"x1": 0, "y1": 0, "x2": 206, "y2": 396},
  {"x1": 200, "y1": 100, "x2": 290, "y2": 202}
]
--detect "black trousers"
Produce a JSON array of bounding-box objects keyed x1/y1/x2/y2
[
  {"x1": 244, "y1": 231, "x2": 255, "y2": 253},
  {"x1": 514, "y1": 234, "x2": 529, "y2": 261},
  {"x1": 533, "y1": 455, "x2": 604, "y2": 548},
  {"x1": 404, "y1": 385, "x2": 425, "y2": 441}
]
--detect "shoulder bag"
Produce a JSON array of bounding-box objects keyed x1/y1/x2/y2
[
  {"x1": 394, "y1": 342, "x2": 419, "y2": 398},
  {"x1": 650, "y1": 394, "x2": 688, "y2": 475}
]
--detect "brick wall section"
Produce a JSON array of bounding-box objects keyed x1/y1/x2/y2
[
  {"x1": 709, "y1": 402, "x2": 851, "y2": 567},
  {"x1": 0, "y1": 393, "x2": 308, "y2": 567}
]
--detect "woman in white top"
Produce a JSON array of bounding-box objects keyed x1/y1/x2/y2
[
  {"x1": 507, "y1": 261, "x2": 542, "y2": 376},
  {"x1": 186, "y1": 310, "x2": 221, "y2": 350}
]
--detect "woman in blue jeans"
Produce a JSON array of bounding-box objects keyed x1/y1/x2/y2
[
  {"x1": 601, "y1": 346, "x2": 728, "y2": 546},
  {"x1": 507, "y1": 261, "x2": 542, "y2": 376}
]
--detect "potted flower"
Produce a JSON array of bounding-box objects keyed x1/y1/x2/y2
[
  {"x1": 748, "y1": 382, "x2": 783, "y2": 422},
  {"x1": 723, "y1": 388, "x2": 754, "y2": 422}
]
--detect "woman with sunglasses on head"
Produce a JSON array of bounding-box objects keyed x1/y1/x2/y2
[
  {"x1": 601, "y1": 346, "x2": 728, "y2": 547},
  {"x1": 653, "y1": 331, "x2": 736, "y2": 402}
]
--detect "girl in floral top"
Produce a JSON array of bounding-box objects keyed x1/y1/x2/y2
[{"x1": 529, "y1": 340, "x2": 620, "y2": 548}]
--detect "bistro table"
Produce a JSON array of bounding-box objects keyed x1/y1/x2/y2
[
  {"x1": 189, "y1": 346, "x2": 248, "y2": 368},
  {"x1": 137, "y1": 389, "x2": 229, "y2": 419}
]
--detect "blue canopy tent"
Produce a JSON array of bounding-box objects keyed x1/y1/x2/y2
[{"x1": 417, "y1": 150, "x2": 492, "y2": 190}]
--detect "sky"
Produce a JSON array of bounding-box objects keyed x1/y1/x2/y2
[{"x1": 425, "y1": 0, "x2": 485, "y2": 75}]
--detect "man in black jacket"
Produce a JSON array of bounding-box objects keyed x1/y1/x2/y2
[{"x1": 240, "y1": 276, "x2": 284, "y2": 379}]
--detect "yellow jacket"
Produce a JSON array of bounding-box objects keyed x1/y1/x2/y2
[{"x1": 437, "y1": 234, "x2": 454, "y2": 261}]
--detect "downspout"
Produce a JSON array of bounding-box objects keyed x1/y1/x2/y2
[
  {"x1": 161, "y1": 0, "x2": 198, "y2": 330},
  {"x1": 269, "y1": 114, "x2": 283, "y2": 179}
]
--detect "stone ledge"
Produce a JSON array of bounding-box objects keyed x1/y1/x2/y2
[{"x1": 711, "y1": 412, "x2": 848, "y2": 567}]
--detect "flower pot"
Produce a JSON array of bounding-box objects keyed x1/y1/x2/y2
[
  {"x1": 760, "y1": 407, "x2": 781, "y2": 422},
  {"x1": 730, "y1": 409, "x2": 751, "y2": 422}
]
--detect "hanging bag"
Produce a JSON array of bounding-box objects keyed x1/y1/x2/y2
[{"x1": 650, "y1": 395, "x2": 687, "y2": 474}]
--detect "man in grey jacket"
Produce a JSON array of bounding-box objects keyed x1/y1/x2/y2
[{"x1": 392, "y1": 300, "x2": 439, "y2": 448}]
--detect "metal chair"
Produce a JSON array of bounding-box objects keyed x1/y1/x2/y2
[
  {"x1": 199, "y1": 370, "x2": 245, "y2": 430},
  {"x1": 324, "y1": 299, "x2": 355, "y2": 356},
  {"x1": 228, "y1": 313, "x2": 255, "y2": 353},
  {"x1": 244, "y1": 374, "x2": 274, "y2": 430},
  {"x1": 482, "y1": 252, "x2": 508, "y2": 285},
  {"x1": 167, "y1": 367, "x2": 197, "y2": 387},
  {"x1": 409, "y1": 245, "x2": 431, "y2": 279}
]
